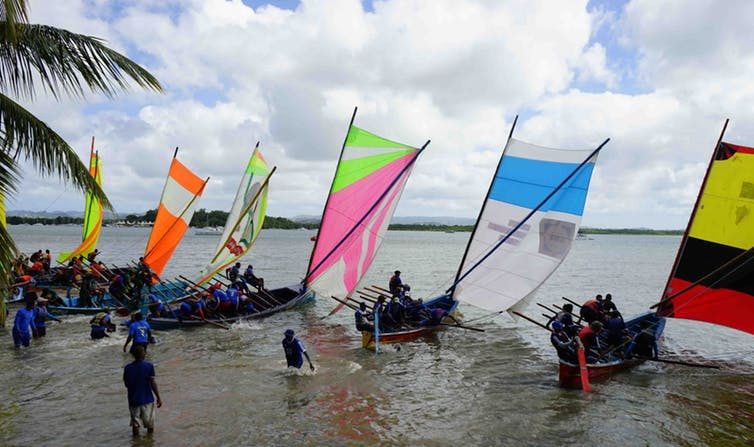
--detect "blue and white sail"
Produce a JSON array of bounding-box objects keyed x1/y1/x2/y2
[{"x1": 452, "y1": 138, "x2": 599, "y2": 313}]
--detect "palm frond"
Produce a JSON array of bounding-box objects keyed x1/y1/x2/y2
[
  {"x1": 0, "y1": 22, "x2": 163, "y2": 100},
  {"x1": 0, "y1": 92, "x2": 113, "y2": 210},
  {"x1": 1, "y1": 0, "x2": 28, "y2": 44},
  {"x1": 0, "y1": 149, "x2": 19, "y2": 292}
]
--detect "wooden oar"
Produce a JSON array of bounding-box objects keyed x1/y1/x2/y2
[
  {"x1": 439, "y1": 322, "x2": 485, "y2": 333},
  {"x1": 562, "y1": 297, "x2": 583, "y2": 308},
  {"x1": 217, "y1": 272, "x2": 284, "y2": 307},
  {"x1": 330, "y1": 295, "x2": 360, "y2": 312},
  {"x1": 577, "y1": 343, "x2": 591, "y2": 393},
  {"x1": 511, "y1": 311, "x2": 552, "y2": 332},
  {"x1": 189, "y1": 314, "x2": 230, "y2": 330},
  {"x1": 639, "y1": 356, "x2": 721, "y2": 369},
  {"x1": 370, "y1": 285, "x2": 391, "y2": 294}
]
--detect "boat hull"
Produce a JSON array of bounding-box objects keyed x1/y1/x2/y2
[
  {"x1": 147, "y1": 285, "x2": 313, "y2": 330},
  {"x1": 360, "y1": 293, "x2": 459, "y2": 350},
  {"x1": 557, "y1": 312, "x2": 666, "y2": 389}
]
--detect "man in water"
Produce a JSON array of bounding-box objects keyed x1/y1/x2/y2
[
  {"x1": 123, "y1": 311, "x2": 153, "y2": 354},
  {"x1": 12, "y1": 293, "x2": 37, "y2": 348},
  {"x1": 123, "y1": 345, "x2": 162, "y2": 436},
  {"x1": 32, "y1": 297, "x2": 61, "y2": 338},
  {"x1": 282, "y1": 329, "x2": 315, "y2": 371},
  {"x1": 90, "y1": 310, "x2": 115, "y2": 339}
]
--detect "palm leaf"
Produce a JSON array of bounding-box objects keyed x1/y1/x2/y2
[
  {"x1": 0, "y1": 149, "x2": 18, "y2": 293},
  {"x1": 0, "y1": 22, "x2": 163, "y2": 100},
  {"x1": 0, "y1": 92, "x2": 112, "y2": 210},
  {"x1": 1, "y1": 0, "x2": 28, "y2": 43}
]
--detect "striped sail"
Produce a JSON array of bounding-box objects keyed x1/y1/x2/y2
[
  {"x1": 58, "y1": 140, "x2": 104, "y2": 263},
  {"x1": 453, "y1": 138, "x2": 598, "y2": 313},
  {"x1": 144, "y1": 156, "x2": 207, "y2": 276},
  {"x1": 306, "y1": 125, "x2": 422, "y2": 299},
  {"x1": 657, "y1": 141, "x2": 754, "y2": 335},
  {"x1": 195, "y1": 147, "x2": 271, "y2": 284}
]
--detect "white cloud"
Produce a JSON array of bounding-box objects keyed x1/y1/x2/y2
[{"x1": 10, "y1": 0, "x2": 754, "y2": 230}]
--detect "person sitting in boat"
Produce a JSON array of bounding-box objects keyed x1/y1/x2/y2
[
  {"x1": 86, "y1": 248, "x2": 101, "y2": 263},
  {"x1": 218, "y1": 283, "x2": 240, "y2": 315},
  {"x1": 578, "y1": 321, "x2": 604, "y2": 362},
  {"x1": 28, "y1": 258, "x2": 45, "y2": 277},
  {"x1": 109, "y1": 274, "x2": 129, "y2": 305},
  {"x1": 388, "y1": 296, "x2": 406, "y2": 327},
  {"x1": 243, "y1": 264, "x2": 265, "y2": 292},
  {"x1": 90, "y1": 310, "x2": 116, "y2": 339},
  {"x1": 406, "y1": 298, "x2": 429, "y2": 323},
  {"x1": 547, "y1": 303, "x2": 579, "y2": 335},
  {"x1": 40, "y1": 288, "x2": 65, "y2": 306},
  {"x1": 146, "y1": 294, "x2": 168, "y2": 318},
  {"x1": 389, "y1": 270, "x2": 402, "y2": 296},
  {"x1": 550, "y1": 321, "x2": 577, "y2": 363},
  {"x1": 354, "y1": 302, "x2": 374, "y2": 332},
  {"x1": 42, "y1": 249, "x2": 52, "y2": 273},
  {"x1": 227, "y1": 262, "x2": 241, "y2": 283},
  {"x1": 604, "y1": 310, "x2": 628, "y2": 352},
  {"x1": 602, "y1": 293, "x2": 620, "y2": 316},
  {"x1": 625, "y1": 320, "x2": 659, "y2": 360},
  {"x1": 579, "y1": 295, "x2": 603, "y2": 324},
  {"x1": 420, "y1": 307, "x2": 460, "y2": 327},
  {"x1": 32, "y1": 297, "x2": 61, "y2": 338}
]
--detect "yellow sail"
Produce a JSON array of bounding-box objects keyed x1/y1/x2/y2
[{"x1": 57, "y1": 137, "x2": 104, "y2": 263}]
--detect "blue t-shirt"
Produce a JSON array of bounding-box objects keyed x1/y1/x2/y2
[
  {"x1": 213, "y1": 289, "x2": 227, "y2": 302},
  {"x1": 129, "y1": 320, "x2": 151, "y2": 344},
  {"x1": 282, "y1": 337, "x2": 306, "y2": 368},
  {"x1": 32, "y1": 306, "x2": 49, "y2": 328},
  {"x1": 123, "y1": 360, "x2": 156, "y2": 407},
  {"x1": 13, "y1": 308, "x2": 36, "y2": 335}
]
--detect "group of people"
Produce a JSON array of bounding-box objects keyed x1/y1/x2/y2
[
  {"x1": 352, "y1": 270, "x2": 457, "y2": 334},
  {"x1": 548, "y1": 293, "x2": 659, "y2": 364},
  {"x1": 11, "y1": 291, "x2": 61, "y2": 348}
]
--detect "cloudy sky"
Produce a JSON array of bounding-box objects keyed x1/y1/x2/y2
[{"x1": 9, "y1": 0, "x2": 754, "y2": 229}]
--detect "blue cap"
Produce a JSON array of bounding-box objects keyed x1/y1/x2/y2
[
  {"x1": 552, "y1": 321, "x2": 564, "y2": 331},
  {"x1": 284, "y1": 329, "x2": 294, "y2": 337}
]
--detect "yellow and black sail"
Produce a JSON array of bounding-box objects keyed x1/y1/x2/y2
[{"x1": 657, "y1": 139, "x2": 754, "y2": 335}]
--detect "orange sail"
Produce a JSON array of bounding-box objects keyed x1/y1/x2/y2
[{"x1": 144, "y1": 154, "x2": 208, "y2": 276}]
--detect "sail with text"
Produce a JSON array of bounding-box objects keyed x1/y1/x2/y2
[
  {"x1": 144, "y1": 151, "x2": 208, "y2": 277},
  {"x1": 657, "y1": 139, "x2": 754, "y2": 335},
  {"x1": 452, "y1": 138, "x2": 600, "y2": 314},
  {"x1": 195, "y1": 146, "x2": 273, "y2": 284},
  {"x1": 305, "y1": 121, "x2": 426, "y2": 300},
  {"x1": 58, "y1": 138, "x2": 104, "y2": 263}
]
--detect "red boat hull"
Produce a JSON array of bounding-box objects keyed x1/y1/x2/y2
[{"x1": 558, "y1": 358, "x2": 645, "y2": 389}]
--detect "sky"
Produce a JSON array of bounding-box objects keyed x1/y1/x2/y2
[{"x1": 8, "y1": 0, "x2": 754, "y2": 229}]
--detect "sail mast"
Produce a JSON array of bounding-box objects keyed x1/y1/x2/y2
[
  {"x1": 81, "y1": 137, "x2": 96, "y2": 242},
  {"x1": 448, "y1": 139, "x2": 608, "y2": 294},
  {"x1": 451, "y1": 116, "x2": 518, "y2": 297},
  {"x1": 657, "y1": 119, "x2": 729, "y2": 305},
  {"x1": 305, "y1": 107, "x2": 358, "y2": 277}
]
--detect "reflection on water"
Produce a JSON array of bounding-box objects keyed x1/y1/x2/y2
[{"x1": 1, "y1": 226, "x2": 754, "y2": 445}]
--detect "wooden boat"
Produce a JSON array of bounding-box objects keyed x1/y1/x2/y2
[
  {"x1": 146, "y1": 284, "x2": 312, "y2": 330},
  {"x1": 557, "y1": 312, "x2": 666, "y2": 389},
  {"x1": 557, "y1": 119, "x2": 754, "y2": 389},
  {"x1": 360, "y1": 293, "x2": 457, "y2": 349}
]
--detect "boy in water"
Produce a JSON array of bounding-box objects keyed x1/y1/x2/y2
[
  {"x1": 123, "y1": 345, "x2": 162, "y2": 436},
  {"x1": 282, "y1": 329, "x2": 315, "y2": 371}
]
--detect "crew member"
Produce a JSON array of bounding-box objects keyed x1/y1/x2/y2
[
  {"x1": 32, "y1": 297, "x2": 60, "y2": 337},
  {"x1": 389, "y1": 270, "x2": 402, "y2": 296},
  {"x1": 123, "y1": 311, "x2": 153, "y2": 354},
  {"x1": 550, "y1": 321, "x2": 576, "y2": 362},
  {"x1": 12, "y1": 294, "x2": 37, "y2": 348},
  {"x1": 282, "y1": 329, "x2": 315, "y2": 371}
]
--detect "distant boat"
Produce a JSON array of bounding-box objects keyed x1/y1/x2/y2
[{"x1": 195, "y1": 227, "x2": 223, "y2": 236}]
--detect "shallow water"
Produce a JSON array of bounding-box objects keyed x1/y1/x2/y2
[{"x1": 2, "y1": 226, "x2": 754, "y2": 446}]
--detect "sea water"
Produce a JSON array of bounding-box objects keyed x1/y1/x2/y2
[{"x1": 1, "y1": 226, "x2": 753, "y2": 446}]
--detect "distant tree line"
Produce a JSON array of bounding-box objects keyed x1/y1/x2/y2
[{"x1": 6, "y1": 215, "x2": 84, "y2": 225}]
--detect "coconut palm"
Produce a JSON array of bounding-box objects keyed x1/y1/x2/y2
[{"x1": 0, "y1": 0, "x2": 162, "y2": 292}]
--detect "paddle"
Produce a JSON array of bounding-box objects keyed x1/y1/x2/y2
[
  {"x1": 189, "y1": 314, "x2": 230, "y2": 330},
  {"x1": 439, "y1": 322, "x2": 485, "y2": 333},
  {"x1": 638, "y1": 356, "x2": 721, "y2": 369},
  {"x1": 576, "y1": 342, "x2": 591, "y2": 393}
]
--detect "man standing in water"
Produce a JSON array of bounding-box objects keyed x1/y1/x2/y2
[
  {"x1": 12, "y1": 293, "x2": 37, "y2": 348},
  {"x1": 282, "y1": 329, "x2": 315, "y2": 371},
  {"x1": 123, "y1": 345, "x2": 162, "y2": 436}
]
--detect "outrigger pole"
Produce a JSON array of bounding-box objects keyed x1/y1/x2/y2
[{"x1": 446, "y1": 138, "x2": 610, "y2": 294}]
